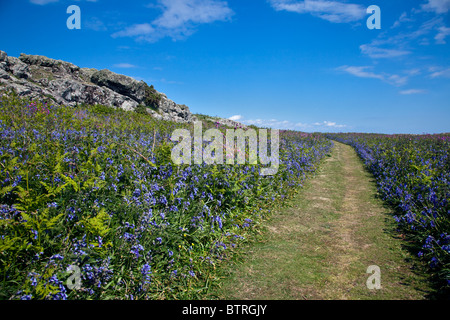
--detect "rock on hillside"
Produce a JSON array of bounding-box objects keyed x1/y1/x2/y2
[{"x1": 0, "y1": 50, "x2": 196, "y2": 123}]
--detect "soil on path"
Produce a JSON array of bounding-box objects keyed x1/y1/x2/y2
[{"x1": 214, "y1": 142, "x2": 433, "y2": 300}]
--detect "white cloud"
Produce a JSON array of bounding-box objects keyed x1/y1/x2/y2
[
  {"x1": 84, "y1": 17, "x2": 107, "y2": 31},
  {"x1": 435, "y1": 26, "x2": 450, "y2": 44},
  {"x1": 228, "y1": 115, "x2": 242, "y2": 121},
  {"x1": 153, "y1": 0, "x2": 233, "y2": 29},
  {"x1": 268, "y1": 0, "x2": 366, "y2": 23},
  {"x1": 113, "y1": 63, "x2": 138, "y2": 68},
  {"x1": 337, "y1": 65, "x2": 408, "y2": 86},
  {"x1": 359, "y1": 44, "x2": 411, "y2": 59},
  {"x1": 403, "y1": 68, "x2": 421, "y2": 76},
  {"x1": 239, "y1": 118, "x2": 346, "y2": 131},
  {"x1": 294, "y1": 122, "x2": 312, "y2": 128},
  {"x1": 386, "y1": 74, "x2": 408, "y2": 86},
  {"x1": 241, "y1": 118, "x2": 298, "y2": 130},
  {"x1": 360, "y1": 16, "x2": 445, "y2": 61},
  {"x1": 391, "y1": 12, "x2": 414, "y2": 29},
  {"x1": 160, "y1": 78, "x2": 184, "y2": 85},
  {"x1": 113, "y1": 0, "x2": 233, "y2": 42},
  {"x1": 430, "y1": 67, "x2": 450, "y2": 78},
  {"x1": 112, "y1": 23, "x2": 154, "y2": 39},
  {"x1": 399, "y1": 89, "x2": 427, "y2": 95},
  {"x1": 337, "y1": 65, "x2": 384, "y2": 81},
  {"x1": 422, "y1": 0, "x2": 450, "y2": 14},
  {"x1": 314, "y1": 120, "x2": 346, "y2": 128}
]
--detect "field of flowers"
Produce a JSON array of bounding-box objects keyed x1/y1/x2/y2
[
  {"x1": 0, "y1": 93, "x2": 333, "y2": 300},
  {"x1": 328, "y1": 133, "x2": 450, "y2": 292}
]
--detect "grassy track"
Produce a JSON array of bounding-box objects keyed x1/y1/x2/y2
[{"x1": 212, "y1": 142, "x2": 435, "y2": 300}]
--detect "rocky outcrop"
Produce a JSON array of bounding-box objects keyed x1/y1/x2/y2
[
  {"x1": 0, "y1": 50, "x2": 196, "y2": 123},
  {"x1": 90, "y1": 69, "x2": 147, "y2": 103},
  {"x1": 214, "y1": 118, "x2": 247, "y2": 129},
  {"x1": 202, "y1": 116, "x2": 247, "y2": 129}
]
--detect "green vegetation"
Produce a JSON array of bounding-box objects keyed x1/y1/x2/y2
[
  {"x1": 0, "y1": 94, "x2": 332, "y2": 300},
  {"x1": 214, "y1": 142, "x2": 434, "y2": 300},
  {"x1": 143, "y1": 84, "x2": 162, "y2": 111}
]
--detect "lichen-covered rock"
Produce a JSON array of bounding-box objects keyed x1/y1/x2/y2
[
  {"x1": 91, "y1": 69, "x2": 146, "y2": 104},
  {"x1": 0, "y1": 51, "x2": 7, "y2": 62},
  {"x1": 8, "y1": 57, "x2": 31, "y2": 79},
  {"x1": 0, "y1": 49, "x2": 196, "y2": 123},
  {"x1": 157, "y1": 93, "x2": 197, "y2": 123},
  {"x1": 216, "y1": 118, "x2": 247, "y2": 129}
]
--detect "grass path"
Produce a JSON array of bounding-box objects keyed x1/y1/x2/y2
[{"x1": 213, "y1": 142, "x2": 434, "y2": 300}]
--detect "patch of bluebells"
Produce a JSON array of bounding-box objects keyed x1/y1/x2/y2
[
  {"x1": 81, "y1": 259, "x2": 113, "y2": 292},
  {"x1": 0, "y1": 95, "x2": 333, "y2": 299},
  {"x1": 328, "y1": 133, "x2": 450, "y2": 289}
]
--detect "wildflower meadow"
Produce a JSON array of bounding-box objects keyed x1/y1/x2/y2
[
  {"x1": 328, "y1": 133, "x2": 450, "y2": 291},
  {"x1": 0, "y1": 94, "x2": 333, "y2": 300}
]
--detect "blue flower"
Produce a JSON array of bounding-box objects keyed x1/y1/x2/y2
[
  {"x1": 130, "y1": 244, "x2": 144, "y2": 259},
  {"x1": 47, "y1": 202, "x2": 58, "y2": 208},
  {"x1": 50, "y1": 254, "x2": 64, "y2": 261},
  {"x1": 141, "y1": 264, "x2": 152, "y2": 284}
]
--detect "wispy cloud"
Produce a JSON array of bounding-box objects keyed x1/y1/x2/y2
[
  {"x1": 429, "y1": 67, "x2": 450, "y2": 78},
  {"x1": 112, "y1": 0, "x2": 233, "y2": 42},
  {"x1": 361, "y1": 14, "x2": 447, "y2": 61},
  {"x1": 403, "y1": 68, "x2": 422, "y2": 76},
  {"x1": 337, "y1": 65, "x2": 383, "y2": 81},
  {"x1": 84, "y1": 17, "x2": 107, "y2": 32},
  {"x1": 113, "y1": 63, "x2": 138, "y2": 68},
  {"x1": 386, "y1": 74, "x2": 409, "y2": 86},
  {"x1": 112, "y1": 23, "x2": 154, "y2": 39},
  {"x1": 160, "y1": 78, "x2": 184, "y2": 85},
  {"x1": 241, "y1": 118, "x2": 293, "y2": 129},
  {"x1": 399, "y1": 89, "x2": 427, "y2": 95},
  {"x1": 435, "y1": 26, "x2": 450, "y2": 44},
  {"x1": 359, "y1": 44, "x2": 411, "y2": 59},
  {"x1": 312, "y1": 121, "x2": 346, "y2": 128},
  {"x1": 391, "y1": 12, "x2": 414, "y2": 29},
  {"x1": 268, "y1": 0, "x2": 365, "y2": 23},
  {"x1": 238, "y1": 117, "x2": 346, "y2": 131},
  {"x1": 153, "y1": 0, "x2": 233, "y2": 29},
  {"x1": 336, "y1": 65, "x2": 408, "y2": 86},
  {"x1": 421, "y1": 0, "x2": 450, "y2": 14}
]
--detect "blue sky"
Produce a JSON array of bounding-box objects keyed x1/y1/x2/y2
[{"x1": 0, "y1": 0, "x2": 449, "y2": 133}]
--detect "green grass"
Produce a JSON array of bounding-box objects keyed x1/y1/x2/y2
[{"x1": 212, "y1": 142, "x2": 435, "y2": 300}]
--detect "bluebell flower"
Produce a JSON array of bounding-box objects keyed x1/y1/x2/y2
[
  {"x1": 50, "y1": 254, "x2": 64, "y2": 261},
  {"x1": 47, "y1": 202, "x2": 58, "y2": 208},
  {"x1": 141, "y1": 264, "x2": 152, "y2": 284},
  {"x1": 130, "y1": 244, "x2": 144, "y2": 259}
]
